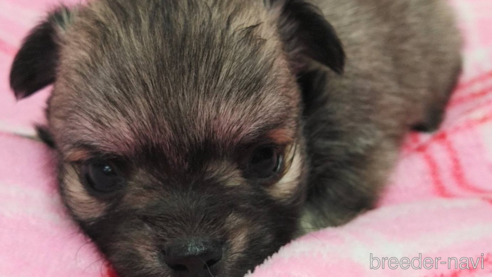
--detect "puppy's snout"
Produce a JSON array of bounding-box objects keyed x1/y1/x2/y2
[{"x1": 162, "y1": 238, "x2": 223, "y2": 275}]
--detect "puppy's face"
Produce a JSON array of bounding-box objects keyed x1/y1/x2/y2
[{"x1": 10, "y1": 0, "x2": 343, "y2": 276}]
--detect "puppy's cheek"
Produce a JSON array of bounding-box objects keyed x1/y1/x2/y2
[
  {"x1": 100, "y1": 233, "x2": 165, "y2": 276},
  {"x1": 111, "y1": 237, "x2": 163, "y2": 274},
  {"x1": 267, "y1": 145, "x2": 303, "y2": 200},
  {"x1": 225, "y1": 213, "x2": 274, "y2": 256},
  {"x1": 61, "y1": 166, "x2": 107, "y2": 220},
  {"x1": 225, "y1": 213, "x2": 250, "y2": 256}
]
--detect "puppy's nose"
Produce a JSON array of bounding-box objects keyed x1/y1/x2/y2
[{"x1": 162, "y1": 238, "x2": 223, "y2": 274}]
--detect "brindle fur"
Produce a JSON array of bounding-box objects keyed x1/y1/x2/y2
[{"x1": 10, "y1": 0, "x2": 461, "y2": 276}]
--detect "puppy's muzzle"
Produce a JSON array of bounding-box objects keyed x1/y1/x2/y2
[{"x1": 162, "y1": 237, "x2": 223, "y2": 276}]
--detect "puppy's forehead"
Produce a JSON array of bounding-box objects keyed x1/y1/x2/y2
[{"x1": 50, "y1": 0, "x2": 300, "y2": 157}]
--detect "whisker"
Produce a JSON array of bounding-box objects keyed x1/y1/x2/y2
[{"x1": 199, "y1": 257, "x2": 217, "y2": 277}]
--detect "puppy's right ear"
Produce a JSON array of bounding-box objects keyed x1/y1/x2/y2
[
  {"x1": 10, "y1": 7, "x2": 72, "y2": 100},
  {"x1": 265, "y1": 0, "x2": 345, "y2": 74}
]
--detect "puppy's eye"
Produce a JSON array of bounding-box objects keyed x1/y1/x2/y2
[
  {"x1": 244, "y1": 146, "x2": 283, "y2": 180},
  {"x1": 81, "y1": 160, "x2": 126, "y2": 195}
]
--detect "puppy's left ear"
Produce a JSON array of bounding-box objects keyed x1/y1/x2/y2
[
  {"x1": 266, "y1": 0, "x2": 345, "y2": 74},
  {"x1": 10, "y1": 7, "x2": 73, "y2": 100}
]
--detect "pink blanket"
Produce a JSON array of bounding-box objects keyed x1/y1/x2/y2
[{"x1": 1, "y1": 0, "x2": 491, "y2": 276}]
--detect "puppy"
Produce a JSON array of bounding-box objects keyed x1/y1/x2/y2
[{"x1": 10, "y1": 0, "x2": 462, "y2": 276}]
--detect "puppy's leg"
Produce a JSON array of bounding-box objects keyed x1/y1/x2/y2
[
  {"x1": 410, "y1": 0, "x2": 463, "y2": 133},
  {"x1": 298, "y1": 113, "x2": 401, "y2": 234},
  {"x1": 412, "y1": 62, "x2": 462, "y2": 133}
]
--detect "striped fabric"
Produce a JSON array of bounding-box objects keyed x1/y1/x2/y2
[{"x1": 0, "y1": 0, "x2": 491, "y2": 276}]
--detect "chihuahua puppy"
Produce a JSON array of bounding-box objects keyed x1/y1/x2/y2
[{"x1": 10, "y1": 0, "x2": 461, "y2": 276}]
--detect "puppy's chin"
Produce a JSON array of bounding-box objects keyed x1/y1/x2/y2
[{"x1": 69, "y1": 200, "x2": 300, "y2": 277}]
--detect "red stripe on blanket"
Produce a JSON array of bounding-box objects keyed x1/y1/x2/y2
[
  {"x1": 422, "y1": 150, "x2": 451, "y2": 197},
  {"x1": 449, "y1": 85, "x2": 492, "y2": 108},
  {"x1": 456, "y1": 71, "x2": 492, "y2": 91},
  {"x1": 455, "y1": 98, "x2": 492, "y2": 121},
  {"x1": 440, "y1": 132, "x2": 489, "y2": 194},
  {"x1": 408, "y1": 113, "x2": 492, "y2": 154}
]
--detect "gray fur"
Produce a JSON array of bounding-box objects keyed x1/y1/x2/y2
[
  {"x1": 9, "y1": 0, "x2": 461, "y2": 276},
  {"x1": 299, "y1": 0, "x2": 462, "y2": 230}
]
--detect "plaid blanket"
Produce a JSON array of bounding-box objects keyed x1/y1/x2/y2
[{"x1": 0, "y1": 0, "x2": 491, "y2": 276}]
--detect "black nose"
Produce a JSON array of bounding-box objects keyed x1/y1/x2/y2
[{"x1": 162, "y1": 238, "x2": 223, "y2": 274}]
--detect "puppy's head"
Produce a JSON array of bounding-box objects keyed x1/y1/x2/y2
[{"x1": 10, "y1": 0, "x2": 343, "y2": 276}]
